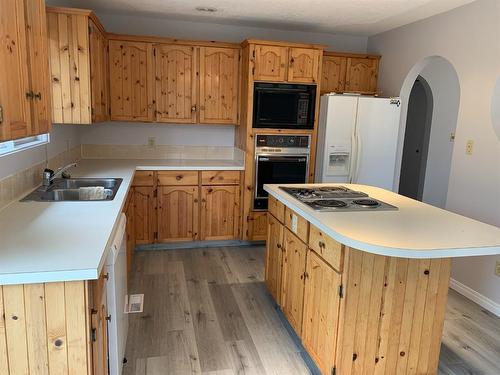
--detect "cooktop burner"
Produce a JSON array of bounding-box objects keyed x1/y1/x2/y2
[{"x1": 279, "y1": 185, "x2": 398, "y2": 212}]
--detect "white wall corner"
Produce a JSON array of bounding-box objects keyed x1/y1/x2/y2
[{"x1": 449, "y1": 278, "x2": 500, "y2": 318}]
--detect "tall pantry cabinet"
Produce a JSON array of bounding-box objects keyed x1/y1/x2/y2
[{"x1": 0, "y1": 0, "x2": 51, "y2": 141}]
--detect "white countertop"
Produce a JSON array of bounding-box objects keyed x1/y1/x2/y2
[
  {"x1": 265, "y1": 184, "x2": 500, "y2": 259},
  {"x1": 0, "y1": 158, "x2": 244, "y2": 285}
]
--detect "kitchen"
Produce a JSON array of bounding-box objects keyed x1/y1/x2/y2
[{"x1": 0, "y1": 0, "x2": 499, "y2": 375}]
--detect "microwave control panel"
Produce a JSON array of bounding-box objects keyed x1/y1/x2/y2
[{"x1": 256, "y1": 134, "x2": 310, "y2": 149}]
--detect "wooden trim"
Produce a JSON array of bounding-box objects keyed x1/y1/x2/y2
[
  {"x1": 46, "y1": 6, "x2": 106, "y2": 35},
  {"x1": 324, "y1": 51, "x2": 381, "y2": 60},
  {"x1": 107, "y1": 32, "x2": 240, "y2": 49},
  {"x1": 242, "y1": 39, "x2": 326, "y2": 50}
]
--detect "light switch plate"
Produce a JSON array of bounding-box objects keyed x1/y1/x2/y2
[
  {"x1": 465, "y1": 140, "x2": 474, "y2": 155},
  {"x1": 495, "y1": 261, "x2": 500, "y2": 277},
  {"x1": 291, "y1": 214, "x2": 298, "y2": 233}
]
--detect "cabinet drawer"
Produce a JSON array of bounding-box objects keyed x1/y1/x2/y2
[
  {"x1": 268, "y1": 196, "x2": 285, "y2": 223},
  {"x1": 284, "y1": 207, "x2": 309, "y2": 243},
  {"x1": 201, "y1": 170, "x2": 240, "y2": 185},
  {"x1": 309, "y1": 224, "x2": 344, "y2": 272},
  {"x1": 132, "y1": 171, "x2": 155, "y2": 186},
  {"x1": 157, "y1": 171, "x2": 199, "y2": 185}
]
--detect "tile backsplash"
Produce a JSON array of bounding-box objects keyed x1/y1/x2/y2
[{"x1": 0, "y1": 146, "x2": 81, "y2": 211}]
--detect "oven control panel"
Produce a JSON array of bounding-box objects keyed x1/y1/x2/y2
[{"x1": 256, "y1": 134, "x2": 310, "y2": 148}]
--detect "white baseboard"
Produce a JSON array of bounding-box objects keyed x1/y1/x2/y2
[{"x1": 449, "y1": 278, "x2": 500, "y2": 317}]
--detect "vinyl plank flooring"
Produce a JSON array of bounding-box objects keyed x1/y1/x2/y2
[{"x1": 124, "y1": 246, "x2": 500, "y2": 375}]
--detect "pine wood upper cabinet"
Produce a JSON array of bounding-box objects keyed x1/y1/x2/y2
[
  {"x1": 265, "y1": 214, "x2": 285, "y2": 304},
  {"x1": 133, "y1": 186, "x2": 156, "y2": 245},
  {"x1": 0, "y1": 0, "x2": 51, "y2": 142},
  {"x1": 288, "y1": 48, "x2": 321, "y2": 83},
  {"x1": 157, "y1": 186, "x2": 199, "y2": 242},
  {"x1": 47, "y1": 8, "x2": 109, "y2": 124},
  {"x1": 281, "y1": 229, "x2": 307, "y2": 336},
  {"x1": 321, "y1": 55, "x2": 347, "y2": 94},
  {"x1": 345, "y1": 56, "x2": 380, "y2": 94},
  {"x1": 302, "y1": 250, "x2": 342, "y2": 375},
  {"x1": 154, "y1": 44, "x2": 197, "y2": 123},
  {"x1": 199, "y1": 47, "x2": 239, "y2": 124},
  {"x1": 253, "y1": 44, "x2": 289, "y2": 82},
  {"x1": 109, "y1": 40, "x2": 154, "y2": 121},
  {"x1": 201, "y1": 185, "x2": 240, "y2": 240}
]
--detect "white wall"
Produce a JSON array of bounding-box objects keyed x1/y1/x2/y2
[
  {"x1": 419, "y1": 60, "x2": 460, "y2": 208},
  {"x1": 369, "y1": 0, "x2": 500, "y2": 306},
  {"x1": 0, "y1": 125, "x2": 81, "y2": 180}
]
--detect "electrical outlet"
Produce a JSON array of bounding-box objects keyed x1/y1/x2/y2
[
  {"x1": 495, "y1": 261, "x2": 500, "y2": 277},
  {"x1": 147, "y1": 136, "x2": 156, "y2": 148},
  {"x1": 465, "y1": 140, "x2": 474, "y2": 155}
]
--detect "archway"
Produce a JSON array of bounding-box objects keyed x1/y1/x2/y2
[{"x1": 394, "y1": 56, "x2": 460, "y2": 208}]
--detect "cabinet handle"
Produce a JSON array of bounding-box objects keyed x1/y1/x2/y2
[
  {"x1": 318, "y1": 241, "x2": 325, "y2": 249},
  {"x1": 191, "y1": 105, "x2": 197, "y2": 112},
  {"x1": 277, "y1": 243, "x2": 281, "y2": 249},
  {"x1": 105, "y1": 315, "x2": 111, "y2": 322},
  {"x1": 176, "y1": 175, "x2": 182, "y2": 180},
  {"x1": 34, "y1": 92, "x2": 41, "y2": 100},
  {"x1": 103, "y1": 273, "x2": 109, "y2": 280},
  {"x1": 26, "y1": 91, "x2": 34, "y2": 100}
]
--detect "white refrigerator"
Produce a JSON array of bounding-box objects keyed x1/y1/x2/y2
[{"x1": 315, "y1": 94, "x2": 401, "y2": 191}]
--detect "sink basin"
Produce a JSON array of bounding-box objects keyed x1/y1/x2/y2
[{"x1": 21, "y1": 178, "x2": 123, "y2": 202}]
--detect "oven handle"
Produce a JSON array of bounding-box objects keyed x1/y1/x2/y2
[{"x1": 258, "y1": 156, "x2": 308, "y2": 162}]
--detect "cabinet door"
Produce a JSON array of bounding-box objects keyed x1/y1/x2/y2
[
  {"x1": 154, "y1": 44, "x2": 197, "y2": 123},
  {"x1": 158, "y1": 186, "x2": 199, "y2": 242},
  {"x1": 302, "y1": 251, "x2": 342, "y2": 375},
  {"x1": 281, "y1": 229, "x2": 307, "y2": 335},
  {"x1": 47, "y1": 11, "x2": 91, "y2": 124},
  {"x1": 345, "y1": 57, "x2": 379, "y2": 94},
  {"x1": 253, "y1": 45, "x2": 288, "y2": 82},
  {"x1": 287, "y1": 48, "x2": 321, "y2": 83},
  {"x1": 91, "y1": 271, "x2": 108, "y2": 375},
  {"x1": 89, "y1": 19, "x2": 109, "y2": 122},
  {"x1": 0, "y1": 0, "x2": 31, "y2": 141},
  {"x1": 199, "y1": 47, "x2": 239, "y2": 124},
  {"x1": 201, "y1": 185, "x2": 240, "y2": 240},
  {"x1": 24, "y1": 0, "x2": 51, "y2": 134},
  {"x1": 321, "y1": 55, "x2": 347, "y2": 94},
  {"x1": 133, "y1": 186, "x2": 156, "y2": 245},
  {"x1": 109, "y1": 40, "x2": 154, "y2": 121},
  {"x1": 265, "y1": 214, "x2": 284, "y2": 305}
]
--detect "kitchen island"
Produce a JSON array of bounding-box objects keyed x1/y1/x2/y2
[{"x1": 263, "y1": 183, "x2": 500, "y2": 375}]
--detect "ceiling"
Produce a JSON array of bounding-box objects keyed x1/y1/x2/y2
[{"x1": 52, "y1": 0, "x2": 476, "y2": 36}]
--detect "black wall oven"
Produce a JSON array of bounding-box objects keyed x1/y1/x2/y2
[
  {"x1": 253, "y1": 83, "x2": 316, "y2": 130},
  {"x1": 254, "y1": 134, "x2": 310, "y2": 210}
]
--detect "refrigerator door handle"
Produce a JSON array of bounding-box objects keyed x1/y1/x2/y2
[
  {"x1": 349, "y1": 128, "x2": 356, "y2": 183},
  {"x1": 354, "y1": 129, "x2": 362, "y2": 183}
]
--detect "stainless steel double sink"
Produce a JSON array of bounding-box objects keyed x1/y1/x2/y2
[{"x1": 21, "y1": 178, "x2": 123, "y2": 202}]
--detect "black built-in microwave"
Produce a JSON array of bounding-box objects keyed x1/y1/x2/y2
[{"x1": 253, "y1": 83, "x2": 316, "y2": 129}]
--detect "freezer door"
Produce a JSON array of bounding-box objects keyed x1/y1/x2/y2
[
  {"x1": 355, "y1": 97, "x2": 401, "y2": 191},
  {"x1": 316, "y1": 95, "x2": 358, "y2": 182}
]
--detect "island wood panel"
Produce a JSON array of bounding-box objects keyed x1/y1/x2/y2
[
  {"x1": 109, "y1": 40, "x2": 154, "y2": 121},
  {"x1": 345, "y1": 56, "x2": 380, "y2": 94},
  {"x1": 0, "y1": 0, "x2": 32, "y2": 141},
  {"x1": 302, "y1": 250, "x2": 342, "y2": 375},
  {"x1": 335, "y1": 248, "x2": 451, "y2": 375},
  {"x1": 47, "y1": 11, "x2": 91, "y2": 124},
  {"x1": 201, "y1": 170, "x2": 240, "y2": 185},
  {"x1": 199, "y1": 47, "x2": 240, "y2": 124},
  {"x1": 200, "y1": 185, "x2": 240, "y2": 240},
  {"x1": 24, "y1": 0, "x2": 51, "y2": 135},
  {"x1": 0, "y1": 281, "x2": 91, "y2": 375},
  {"x1": 281, "y1": 229, "x2": 307, "y2": 336},
  {"x1": 309, "y1": 224, "x2": 344, "y2": 272},
  {"x1": 265, "y1": 214, "x2": 284, "y2": 305},
  {"x1": 157, "y1": 186, "x2": 199, "y2": 242},
  {"x1": 133, "y1": 186, "x2": 157, "y2": 245},
  {"x1": 89, "y1": 18, "x2": 109, "y2": 122},
  {"x1": 252, "y1": 44, "x2": 289, "y2": 81},
  {"x1": 154, "y1": 44, "x2": 197, "y2": 123},
  {"x1": 287, "y1": 47, "x2": 322, "y2": 84},
  {"x1": 321, "y1": 55, "x2": 347, "y2": 94},
  {"x1": 268, "y1": 196, "x2": 285, "y2": 223}
]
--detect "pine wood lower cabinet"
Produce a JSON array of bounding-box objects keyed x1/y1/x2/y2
[
  {"x1": 158, "y1": 186, "x2": 199, "y2": 242},
  {"x1": 265, "y1": 206, "x2": 451, "y2": 375},
  {"x1": 0, "y1": 273, "x2": 108, "y2": 375},
  {"x1": 133, "y1": 186, "x2": 156, "y2": 245},
  {"x1": 200, "y1": 185, "x2": 240, "y2": 240}
]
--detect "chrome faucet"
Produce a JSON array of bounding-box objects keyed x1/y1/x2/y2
[{"x1": 42, "y1": 162, "x2": 78, "y2": 189}]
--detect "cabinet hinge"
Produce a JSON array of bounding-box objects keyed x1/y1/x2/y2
[
  {"x1": 339, "y1": 284, "x2": 344, "y2": 298},
  {"x1": 107, "y1": 45, "x2": 109, "y2": 52},
  {"x1": 331, "y1": 366, "x2": 336, "y2": 375},
  {"x1": 252, "y1": 49, "x2": 255, "y2": 58},
  {"x1": 154, "y1": 188, "x2": 158, "y2": 198},
  {"x1": 88, "y1": 25, "x2": 92, "y2": 34},
  {"x1": 91, "y1": 328, "x2": 97, "y2": 342},
  {"x1": 252, "y1": 67, "x2": 255, "y2": 75},
  {"x1": 0, "y1": 106, "x2": 3, "y2": 124},
  {"x1": 153, "y1": 48, "x2": 156, "y2": 57},
  {"x1": 154, "y1": 232, "x2": 158, "y2": 240}
]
